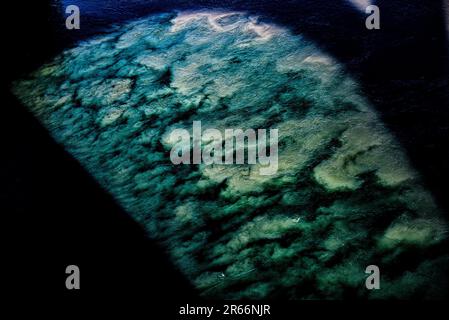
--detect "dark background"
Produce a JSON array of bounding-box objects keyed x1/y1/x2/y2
[
  {"x1": 2, "y1": 0, "x2": 196, "y2": 302},
  {"x1": 2, "y1": 0, "x2": 449, "y2": 311}
]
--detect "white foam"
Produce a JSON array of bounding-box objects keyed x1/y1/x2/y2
[
  {"x1": 170, "y1": 11, "x2": 283, "y2": 41},
  {"x1": 244, "y1": 17, "x2": 282, "y2": 41},
  {"x1": 303, "y1": 55, "x2": 334, "y2": 65},
  {"x1": 171, "y1": 11, "x2": 242, "y2": 33}
]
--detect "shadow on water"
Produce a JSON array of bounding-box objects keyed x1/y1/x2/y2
[{"x1": 4, "y1": 0, "x2": 449, "y2": 298}]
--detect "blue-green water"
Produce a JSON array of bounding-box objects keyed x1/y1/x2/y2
[{"x1": 14, "y1": 11, "x2": 449, "y2": 299}]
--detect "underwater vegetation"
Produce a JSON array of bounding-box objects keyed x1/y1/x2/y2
[{"x1": 13, "y1": 11, "x2": 449, "y2": 299}]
